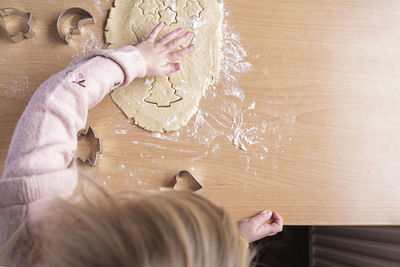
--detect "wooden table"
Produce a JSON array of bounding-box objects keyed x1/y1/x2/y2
[{"x1": 1, "y1": 0, "x2": 400, "y2": 225}]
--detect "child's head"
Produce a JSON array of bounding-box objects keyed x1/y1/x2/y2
[{"x1": 5, "y1": 187, "x2": 252, "y2": 266}]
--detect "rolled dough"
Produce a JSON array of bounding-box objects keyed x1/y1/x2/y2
[{"x1": 105, "y1": 0, "x2": 223, "y2": 132}]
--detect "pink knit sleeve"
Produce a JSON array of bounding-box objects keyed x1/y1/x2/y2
[
  {"x1": 0, "y1": 46, "x2": 146, "y2": 249},
  {"x1": 2, "y1": 46, "x2": 146, "y2": 178}
]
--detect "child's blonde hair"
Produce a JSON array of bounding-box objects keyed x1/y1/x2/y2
[{"x1": 2, "y1": 181, "x2": 253, "y2": 266}]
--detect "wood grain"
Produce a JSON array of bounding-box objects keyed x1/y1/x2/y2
[{"x1": 1, "y1": 0, "x2": 400, "y2": 225}]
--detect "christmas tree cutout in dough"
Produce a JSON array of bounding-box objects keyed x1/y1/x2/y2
[{"x1": 144, "y1": 76, "x2": 182, "y2": 107}]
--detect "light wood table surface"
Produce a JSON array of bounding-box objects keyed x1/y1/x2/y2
[{"x1": 1, "y1": 0, "x2": 400, "y2": 225}]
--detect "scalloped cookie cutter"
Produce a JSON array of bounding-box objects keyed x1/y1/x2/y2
[
  {"x1": 0, "y1": 8, "x2": 34, "y2": 43},
  {"x1": 57, "y1": 7, "x2": 95, "y2": 44},
  {"x1": 77, "y1": 126, "x2": 102, "y2": 166}
]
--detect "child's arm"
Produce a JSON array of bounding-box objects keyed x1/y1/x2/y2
[
  {"x1": 2, "y1": 23, "x2": 193, "y2": 179},
  {"x1": 2, "y1": 48, "x2": 139, "y2": 178},
  {"x1": 0, "y1": 23, "x2": 194, "y2": 248}
]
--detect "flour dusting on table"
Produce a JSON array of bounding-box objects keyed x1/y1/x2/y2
[
  {"x1": 0, "y1": 76, "x2": 31, "y2": 99},
  {"x1": 106, "y1": 1, "x2": 298, "y2": 185},
  {"x1": 80, "y1": 32, "x2": 104, "y2": 53},
  {"x1": 93, "y1": 0, "x2": 109, "y2": 16},
  {"x1": 141, "y1": 2, "x2": 256, "y2": 148}
]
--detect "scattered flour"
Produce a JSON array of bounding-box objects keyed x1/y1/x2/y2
[
  {"x1": 132, "y1": 140, "x2": 195, "y2": 153},
  {"x1": 114, "y1": 129, "x2": 127, "y2": 135},
  {"x1": 136, "y1": 177, "x2": 144, "y2": 185},
  {"x1": 145, "y1": 2, "x2": 254, "y2": 148},
  {"x1": 118, "y1": 164, "x2": 126, "y2": 170},
  {"x1": 80, "y1": 32, "x2": 104, "y2": 53},
  {"x1": 110, "y1": 0, "x2": 298, "y2": 179},
  {"x1": 262, "y1": 65, "x2": 269, "y2": 76},
  {"x1": 187, "y1": 16, "x2": 206, "y2": 42},
  {"x1": 93, "y1": 0, "x2": 106, "y2": 16},
  {"x1": 144, "y1": 78, "x2": 153, "y2": 86},
  {"x1": 1, "y1": 76, "x2": 31, "y2": 99},
  {"x1": 227, "y1": 102, "x2": 259, "y2": 151}
]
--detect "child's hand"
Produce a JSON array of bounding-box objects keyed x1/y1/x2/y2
[
  {"x1": 136, "y1": 23, "x2": 195, "y2": 77},
  {"x1": 237, "y1": 211, "x2": 284, "y2": 243}
]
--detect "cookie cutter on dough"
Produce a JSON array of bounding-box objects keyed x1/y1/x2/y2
[
  {"x1": 77, "y1": 126, "x2": 102, "y2": 166},
  {"x1": 173, "y1": 170, "x2": 202, "y2": 192},
  {"x1": 56, "y1": 7, "x2": 95, "y2": 44},
  {"x1": 0, "y1": 8, "x2": 34, "y2": 43}
]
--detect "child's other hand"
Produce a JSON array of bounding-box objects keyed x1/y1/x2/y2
[
  {"x1": 237, "y1": 211, "x2": 283, "y2": 243},
  {"x1": 136, "y1": 22, "x2": 195, "y2": 77}
]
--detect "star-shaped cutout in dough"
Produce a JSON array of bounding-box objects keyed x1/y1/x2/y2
[
  {"x1": 184, "y1": 0, "x2": 204, "y2": 18},
  {"x1": 158, "y1": 7, "x2": 178, "y2": 26},
  {"x1": 139, "y1": 0, "x2": 160, "y2": 15}
]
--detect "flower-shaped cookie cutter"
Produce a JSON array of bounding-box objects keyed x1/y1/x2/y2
[
  {"x1": 0, "y1": 8, "x2": 34, "y2": 43},
  {"x1": 77, "y1": 126, "x2": 102, "y2": 166},
  {"x1": 57, "y1": 7, "x2": 95, "y2": 44}
]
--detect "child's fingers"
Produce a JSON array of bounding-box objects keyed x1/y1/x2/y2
[
  {"x1": 158, "y1": 28, "x2": 184, "y2": 45},
  {"x1": 260, "y1": 212, "x2": 283, "y2": 235},
  {"x1": 256, "y1": 223, "x2": 278, "y2": 239},
  {"x1": 250, "y1": 210, "x2": 273, "y2": 229},
  {"x1": 160, "y1": 63, "x2": 181, "y2": 75},
  {"x1": 271, "y1": 212, "x2": 283, "y2": 233},
  {"x1": 272, "y1": 211, "x2": 284, "y2": 229},
  {"x1": 165, "y1": 32, "x2": 193, "y2": 51},
  {"x1": 265, "y1": 221, "x2": 283, "y2": 234},
  {"x1": 168, "y1": 44, "x2": 195, "y2": 62},
  {"x1": 147, "y1": 23, "x2": 164, "y2": 42}
]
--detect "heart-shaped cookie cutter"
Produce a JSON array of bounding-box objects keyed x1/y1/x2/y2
[
  {"x1": 57, "y1": 7, "x2": 95, "y2": 44},
  {"x1": 173, "y1": 170, "x2": 202, "y2": 192},
  {"x1": 0, "y1": 8, "x2": 34, "y2": 43}
]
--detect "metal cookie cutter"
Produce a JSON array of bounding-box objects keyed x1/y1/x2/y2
[
  {"x1": 173, "y1": 170, "x2": 202, "y2": 192},
  {"x1": 0, "y1": 8, "x2": 34, "y2": 43},
  {"x1": 57, "y1": 7, "x2": 95, "y2": 44},
  {"x1": 77, "y1": 126, "x2": 102, "y2": 166}
]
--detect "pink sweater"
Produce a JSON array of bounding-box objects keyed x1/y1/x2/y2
[{"x1": 0, "y1": 46, "x2": 146, "y2": 249}]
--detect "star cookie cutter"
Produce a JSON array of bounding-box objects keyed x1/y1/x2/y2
[
  {"x1": 77, "y1": 126, "x2": 102, "y2": 166},
  {"x1": 0, "y1": 8, "x2": 34, "y2": 43},
  {"x1": 57, "y1": 7, "x2": 95, "y2": 44},
  {"x1": 173, "y1": 170, "x2": 202, "y2": 192}
]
